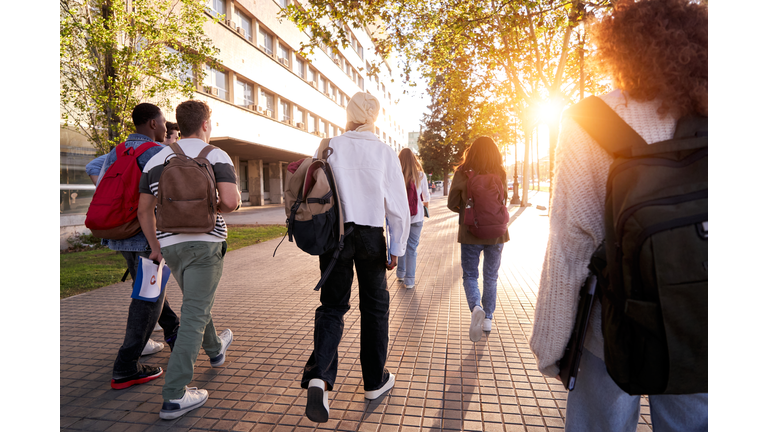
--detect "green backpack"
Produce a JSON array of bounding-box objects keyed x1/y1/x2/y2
[{"x1": 567, "y1": 96, "x2": 707, "y2": 395}]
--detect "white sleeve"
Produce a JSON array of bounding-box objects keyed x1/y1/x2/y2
[{"x1": 420, "y1": 172, "x2": 430, "y2": 203}]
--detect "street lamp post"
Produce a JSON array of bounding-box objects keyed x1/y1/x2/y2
[{"x1": 511, "y1": 138, "x2": 521, "y2": 205}]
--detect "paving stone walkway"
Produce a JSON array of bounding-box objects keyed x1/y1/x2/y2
[{"x1": 60, "y1": 191, "x2": 652, "y2": 431}]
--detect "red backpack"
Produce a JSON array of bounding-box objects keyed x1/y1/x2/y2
[
  {"x1": 85, "y1": 142, "x2": 159, "y2": 239},
  {"x1": 462, "y1": 170, "x2": 509, "y2": 239},
  {"x1": 406, "y1": 180, "x2": 419, "y2": 216}
]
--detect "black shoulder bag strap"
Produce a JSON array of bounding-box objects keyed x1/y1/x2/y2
[
  {"x1": 566, "y1": 96, "x2": 648, "y2": 157},
  {"x1": 312, "y1": 137, "x2": 355, "y2": 291}
]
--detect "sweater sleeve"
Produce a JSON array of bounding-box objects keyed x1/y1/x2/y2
[{"x1": 528, "y1": 116, "x2": 613, "y2": 378}]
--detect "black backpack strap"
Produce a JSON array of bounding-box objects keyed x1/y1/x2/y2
[{"x1": 566, "y1": 96, "x2": 648, "y2": 157}]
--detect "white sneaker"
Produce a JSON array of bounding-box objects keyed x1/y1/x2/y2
[
  {"x1": 210, "y1": 329, "x2": 233, "y2": 367},
  {"x1": 405, "y1": 284, "x2": 415, "y2": 289},
  {"x1": 483, "y1": 318, "x2": 492, "y2": 332},
  {"x1": 397, "y1": 277, "x2": 404, "y2": 282},
  {"x1": 141, "y1": 339, "x2": 164, "y2": 356},
  {"x1": 305, "y1": 378, "x2": 329, "y2": 423},
  {"x1": 364, "y1": 372, "x2": 395, "y2": 400},
  {"x1": 470, "y1": 306, "x2": 485, "y2": 342},
  {"x1": 159, "y1": 387, "x2": 209, "y2": 420}
]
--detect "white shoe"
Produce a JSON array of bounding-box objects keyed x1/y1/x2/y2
[
  {"x1": 483, "y1": 318, "x2": 492, "y2": 332},
  {"x1": 210, "y1": 329, "x2": 233, "y2": 367},
  {"x1": 141, "y1": 339, "x2": 164, "y2": 356},
  {"x1": 397, "y1": 277, "x2": 404, "y2": 282},
  {"x1": 405, "y1": 284, "x2": 415, "y2": 289},
  {"x1": 159, "y1": 387, "x2": 209, "y2": 420},
  {"x1": 153, "y1": 323, "x2": 162, "y2": 332},
  {"x1": 305, "y1": 378, "x2": 329, "y2": 423},
  {"x1": 470, "y1": 306, "x2": 485, "y2": 342},
  {"x1": 364, "y1": 372, "x2": 395, "y2": 400}
]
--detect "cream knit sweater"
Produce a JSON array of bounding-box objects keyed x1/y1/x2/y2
[{"x1": 529, "y1": 90, "x2": 677, "y2": 378}]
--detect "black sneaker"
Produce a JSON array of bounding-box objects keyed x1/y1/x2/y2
[{"x1": 111, "y1": 365, "x2": 163, "y2": 390}]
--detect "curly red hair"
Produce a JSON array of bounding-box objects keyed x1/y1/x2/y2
[{"x1": 593, "y1": 0, "x2": 708, "y2": 119}]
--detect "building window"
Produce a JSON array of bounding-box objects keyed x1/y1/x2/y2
[
  {"x1": 307, "y1": 113, "x2": 316, "y2": 133},
  {"x1": 205, "y1": 65, "x2": 228, "y2": 100},
  {"x1": 277, "y1": 0, "x2": 289, "y2": 7},
  {"x1": 319, "y1": 76, "x2": 327, "y2": 94},
  {"x1": 259, "y1": 29, "x2": 274, "y2": 55},
  {"x1": 318, "y1": 118, "x2": 326, "y2": 136},
  {"x1": 260, "y1": 89, "x2": 275, "y2": 115},
  {"x1": 207, "y1": 0, "x2": 225, "y2": 17},
  {"x1": 357, "y1": 74, "x2": 364, "y2": 90},
  {"x1": 294, "y1": 107, "x2": 305, "y2": 127},
  {"x1": 308, "y1": 68, "x2": 317, "y2": 86},
  {"x1": 280, "y1": 100, "x2": 290, "y2": 123},
  {"x1": 294, "y1": 56, "x2": 305, "y2": 79},
  {"x1": 234, "y1": 9, "x2": 252, "y2": 40},
  {"x1": 235, "y1": 79, "x2": 253, "y2": 107},
  {"x1": 278, "y1": 44, "x2": 290, "y2": 66}
]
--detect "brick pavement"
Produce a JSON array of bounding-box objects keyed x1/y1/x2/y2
[{"x1": 60, "y1": 191, "x2": 652, "y2": 431}]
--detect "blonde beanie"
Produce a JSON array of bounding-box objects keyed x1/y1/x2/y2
[{"x1": 346, "y1": 92, "x2": 380, "y2": 133}]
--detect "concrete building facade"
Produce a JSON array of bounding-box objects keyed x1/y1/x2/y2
[{"x1": 60, "y1": 0, "x2": 408, "y2": 246}]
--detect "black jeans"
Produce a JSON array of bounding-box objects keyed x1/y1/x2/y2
[
  {"x1": 112, "y1": 251, "x2": 180, "y2": 379},
  {"x1": 301, "y1": 224, "x2": 390, "y2": 392}
]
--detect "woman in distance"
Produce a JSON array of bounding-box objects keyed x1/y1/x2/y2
[
  {"x1": 447, "y1": 136, "x2": 510, "y2": 342},
  {"x1": 396, "y1": 148, "x2": 430, "y2": 289}
]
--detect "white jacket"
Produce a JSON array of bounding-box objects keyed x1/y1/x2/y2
[
  {"x1": 410, "y1": 172, "x2": 430, "y2": 224},
  {"x1": 317, "y1": 130, "x2": 410, "y2": 257}
]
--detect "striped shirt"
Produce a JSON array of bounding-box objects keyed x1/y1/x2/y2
[{"x1": 139, "y1": 138, "x2": 237, "y2": 248}]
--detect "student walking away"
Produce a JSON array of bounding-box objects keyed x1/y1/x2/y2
[
  {"x1": 448, "y1": 136, "x2": 510, "y2": 342},
  {"x1": 529, "y1": 1, "x2": 708, "y2": 430},
  {"x1": 164, "y1": 121, "x2": 180, "y2": 145},
  {"x1": 137, "y1": 99, "x2": 241, "y2": 420},
  {"x1": 396, "y1": 148, "x2": 430, "y2": 289},
  {"x1": 301, "y1": 92, "x2": 410, "y2": 423},
  {"x1": 84, "y1": 103, "x2": 181, "y2": 390}
]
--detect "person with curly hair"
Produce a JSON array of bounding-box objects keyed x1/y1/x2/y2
[{"x1": 529, "y1": 0, "x2": 708, "y2": 431}]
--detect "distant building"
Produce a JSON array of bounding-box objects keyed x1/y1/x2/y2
[
  {"x1": 408, "y1": 131, "x2": 420, "y2": 153},
  {"x1": 60, "y1": 0, "x2": 408, "y2": 247},
  {"x1": 61, "y1": 0, "x2": 407, "y2": 209}
]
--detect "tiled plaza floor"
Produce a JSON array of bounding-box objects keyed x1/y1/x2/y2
[{"x1": 60, "y1": 191, "x2": 652, "y2": 431}]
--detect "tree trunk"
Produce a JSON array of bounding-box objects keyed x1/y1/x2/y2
[
  {"x1": 521, "y1": 125, "x2": 531, "y2": 206},
  {"x1": 102, "y1": 0, "x2": 120, "y2": 146}
]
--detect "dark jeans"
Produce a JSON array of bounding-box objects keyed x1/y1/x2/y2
[
  {"x1": 113, "y1": 251, "x2": 180, "y2": 379},
  {"x1": 301, "y1": 224, "x2": 390, "y2": 392}
]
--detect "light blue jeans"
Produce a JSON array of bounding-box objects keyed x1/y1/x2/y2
[
  {"x1": 396, "y1": 221, "x2": 423, "y2": 286},
  {"x1": 460, "y1": 243, "x2": 503, "y2": 320},
  {"x1": 565, "y1": 349, "x2": 708, "y2": 432}
]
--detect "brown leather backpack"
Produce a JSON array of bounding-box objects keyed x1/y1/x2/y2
[{"x1": 156, "y1": 142, "x2": 218, "y2": 233}]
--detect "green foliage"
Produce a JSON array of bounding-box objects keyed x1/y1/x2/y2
[
  {"x1": 281, "y1": 0, "x2": 613, "y2": 142},
  {"x1": 60, "y1": 248, "x2": 127, "y2": 298},
  {"x1": 60, "y1": 0, "x2": 220, "y2": 155},
  {"x1": 66, "y1": 231, "x2": 106, "y2": 251},
  {"x1": 225, "y1": 225, "x2": 288, "y2": 252},
  {"x1": 59, "y1": 226, "x2": 287, "y2": 298}
]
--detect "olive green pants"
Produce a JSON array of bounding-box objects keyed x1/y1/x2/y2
[{"x1": 160, "y1": 241, "x2": 226, "y2": 401}]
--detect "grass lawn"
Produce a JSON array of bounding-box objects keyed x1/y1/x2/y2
[{"x1": 60, "y1": 225, "x2": 287, "y2": 299}]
